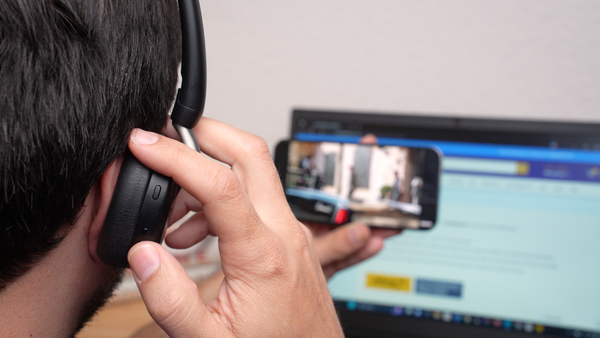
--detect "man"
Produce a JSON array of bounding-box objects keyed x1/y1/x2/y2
[
  {"x1": 0, "y1": 1, "x2": 394, "y2": 336},
  {"x1": 391, "y1": 171, "x2": 403, "y2": 201}
]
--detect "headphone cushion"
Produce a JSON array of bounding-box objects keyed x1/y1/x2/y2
[{"x1": 98, "y1": 149, "x2": 152, "y2": 268}]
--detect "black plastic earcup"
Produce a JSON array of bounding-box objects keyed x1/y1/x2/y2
[{"x1": 98, "y1": 149, "x2": 179, "y2": 268}]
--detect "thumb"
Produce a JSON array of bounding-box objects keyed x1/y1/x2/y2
[
  {"x1": 127, "y1": 242, "x2": 221, "y2": 337},
  {"x1": 314, "y1": 222, "x2": 371, "y2": 266}
]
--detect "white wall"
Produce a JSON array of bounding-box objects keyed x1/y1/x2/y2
[{"x1": 199, "y1": 0, "x2": 600, "y2": 150}]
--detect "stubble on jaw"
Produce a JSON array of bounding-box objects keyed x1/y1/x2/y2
[{"x1": 71, "y1": 267, "x2": 125, "y2": 337}]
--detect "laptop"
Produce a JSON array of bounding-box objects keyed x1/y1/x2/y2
[{"x1": 291, "y1": 109, "x2": 600, "y2": 338}]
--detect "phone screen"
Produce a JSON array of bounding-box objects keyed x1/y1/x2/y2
[{"x1": 275, "y1": 140, "x2": 441, "y2": 230}]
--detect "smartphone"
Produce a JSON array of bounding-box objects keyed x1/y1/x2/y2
[{"x1": 274, "y1": 140, "x2": 441, "y2": 230}]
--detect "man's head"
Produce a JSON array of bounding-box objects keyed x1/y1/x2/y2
[{"x1": 0, "y1": 0, "x2": 181, "y2": 333}]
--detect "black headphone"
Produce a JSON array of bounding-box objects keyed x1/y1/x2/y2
[{"x1": 97, "y1": 0, "x2": 206, "y2": 268}]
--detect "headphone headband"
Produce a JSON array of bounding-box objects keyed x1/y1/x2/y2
[{"x1": 171, "y1": 0, "x2": 206, "y2": 129}]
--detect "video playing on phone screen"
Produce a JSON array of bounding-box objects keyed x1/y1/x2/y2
[{"x1": 275, "y1": 140, "x2": 441, "y2": 230}]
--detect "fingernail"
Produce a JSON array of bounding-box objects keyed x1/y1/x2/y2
[
  {"x1": 348, "y1": 224, "x2": 368, "y2": 247},
  {"x1": 128, "y1": 244, "x2": 160, "y2": 283},
  {"x1": 131, "y1": 129, "x2": 159, "y2": 145}
]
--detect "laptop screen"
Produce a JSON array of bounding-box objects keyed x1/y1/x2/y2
[{"x1": 291, "y1": 110, "x2": 600, "y2": 338}]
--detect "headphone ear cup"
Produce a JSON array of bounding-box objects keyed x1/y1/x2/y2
[{"x1": 98, "y1": 149, "x2": 153, "y2": 268}]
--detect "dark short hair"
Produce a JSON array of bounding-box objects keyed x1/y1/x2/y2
[{"x1": 0, "y1": 0, "x2": 181, "y2": 290}]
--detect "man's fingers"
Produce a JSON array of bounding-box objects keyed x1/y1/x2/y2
[
  {"x1": 168, "y1": 189, "x2": 204, "y2": 227},
  {"x1": 314, "y1": 223, "x2": 371, "y2": 266},
  {"x1": 191, "y1": 118, "x2": 272, "y2": 171},
  {"x1": 165, "y1": 212, "x2": 211, "y2": 249},
  {"x1": 371, "y1": 228, "x2": 403, "y2": 239},
  {"x1": 190, "y1": 118, "x2": 291, "y2": 224},
  {"x1": 127, "y1": 242, "x2": 225, "y2": 337},
  {"x1": 128, "y1": 129, "x2": 269, "y2": 249},
  {"x1": 322, "y1": 237, "x2": 384, "y2": 278}
]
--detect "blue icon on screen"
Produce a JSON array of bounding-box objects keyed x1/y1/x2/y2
[
  {"x1": 390, "y1": 307, "x2": 403, "y2": 316},
  {"x1": 347, "y1": 301, "x2": 357, "y2": 311}
]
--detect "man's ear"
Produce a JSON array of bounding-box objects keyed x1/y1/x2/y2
[{"x1": 88, "y1": 156, "x2": 124, "y2": 262}]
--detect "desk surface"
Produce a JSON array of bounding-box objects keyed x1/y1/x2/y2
[{"x1": 77, "y1": 299, "x2": 154, "y2": 338}]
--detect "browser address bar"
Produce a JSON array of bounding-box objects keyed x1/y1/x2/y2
[{"x1": 443, "y1": 157, "x2": 530, "y2": 176}]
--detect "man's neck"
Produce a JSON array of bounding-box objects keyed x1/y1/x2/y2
[{"x1": 0, "y1": 209, "x2": 114, "y2": 337}]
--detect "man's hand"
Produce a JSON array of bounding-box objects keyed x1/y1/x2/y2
[
  {"x1": 126, "y1": 118, "x2": 343, "y2": 337},
  {"x1": 307, "y1": 222, "x2": 401, "y2": 278}
]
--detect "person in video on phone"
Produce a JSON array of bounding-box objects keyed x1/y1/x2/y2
[
  {"x1": 310, "y1": 144, "x2": 325, "y2": 190},
  {"x1": 0, "y1": 1, "x2": 399, "y2": 337},
  {"x1": 297, "y1": 155, "x2": 311, "y2": 187},
  {"x1": 411, "y1": 176, "x2": 424, "y2": 205},
  {"x1": 348, "y1": 165, "x2": 358, "y2": 200},
  {"x1": 391, "y1": 171, "x2": 403, "y2": 201}
]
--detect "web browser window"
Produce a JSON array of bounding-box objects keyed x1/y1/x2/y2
[{"x1": 295, "y1": 130, "x2": 600, "y2": 336}]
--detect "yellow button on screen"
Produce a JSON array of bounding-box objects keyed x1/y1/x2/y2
[
  {"x1": 516, "y1": 162, "x2": 530, "y2": 175},
  {"x1": 366, "y1": 274, "x2": 411, "y2": 292}
]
